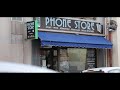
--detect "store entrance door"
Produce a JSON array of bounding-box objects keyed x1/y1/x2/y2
[
  {"x1": 40, "y1": 47, "x2": 58, "y2": 71},
  {"x1": 46, "y1": 49, "x2": 53, "y2": 69}
]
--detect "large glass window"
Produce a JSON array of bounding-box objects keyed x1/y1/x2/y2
[
  {"x1": 59, "y1": 48, "x2": 69, "y2": 72},
  {"x1": 67, "y1": 48, "x2": 87, "y2": 72}
]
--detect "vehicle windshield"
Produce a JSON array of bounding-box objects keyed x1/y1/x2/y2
[{"x1": 82, "y1": 69, "x2": 104, "y2": 73}]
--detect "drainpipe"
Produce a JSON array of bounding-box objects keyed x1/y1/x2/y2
[
  {"x1": 105, "y1": 18, "x2": 108, "y2": 67},
  {"x1": 105, "y1": 17, "x2": 112, "y2": 67},
  {"x1": 109, "y1": 31, "x2": 112, "y2": 67},
  {"x1": 108, "y1": 17, "x2": 112, "y2": 67}
]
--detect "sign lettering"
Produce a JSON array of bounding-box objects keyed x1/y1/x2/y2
[{"x1": 39, "y1": 17, "x2": 104, "y2": 34}]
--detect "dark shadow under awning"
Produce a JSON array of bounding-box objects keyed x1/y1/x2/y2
[{"x1": 38, "y1": 32, "x2": 112, "y2": 49}]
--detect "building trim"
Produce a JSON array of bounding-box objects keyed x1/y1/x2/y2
[{"x1": 38, "y1": 29, "x2": 106, "y2": 36}]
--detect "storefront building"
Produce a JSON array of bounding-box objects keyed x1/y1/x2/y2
[
  {"x1": 106, "y1": 17, "x2": 120, "y2": 67},
  {"x1": 31, "y1": 17, "x2": 113, "y2": 72},
  {"x1": 0, "y1": 17, "x2": 113, "y2": 72}
]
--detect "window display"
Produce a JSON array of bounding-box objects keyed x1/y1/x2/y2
[
  {"x1": 68, "y1": 48, "x2": 87, "y2": 72},
  {"x1": 59, "y1": 49, "x2": 69, "y2": 72}
]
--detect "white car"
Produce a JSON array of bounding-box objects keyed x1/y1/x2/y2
[
  {"x1": 82, "y1": 67, "x2": 120, "y2": 73},
  {"x1": 0, "y1": 61, "x2": 58, "y2": 73}
]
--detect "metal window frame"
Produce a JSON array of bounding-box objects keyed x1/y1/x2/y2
[{"x1": 11, "y1": 17, "x2": 23, "y2": 22}]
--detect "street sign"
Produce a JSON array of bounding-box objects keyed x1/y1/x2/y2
[{"x1": 26, "y1": 20, "x2": 38, "y2": 39}]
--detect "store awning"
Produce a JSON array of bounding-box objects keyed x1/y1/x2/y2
[{"x1": 38, "y1": 32, "x2": 112, "y2": 49}]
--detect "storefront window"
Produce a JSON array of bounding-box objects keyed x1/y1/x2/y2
[
  {"x1": 39, "y1": 48, "x2": 58, "y2": 70},
  {"x1": 59, "y1": 48, "x2": 97, "y2": 72},
  {"x1": 59, "y1": 48, "x2": 69, "y2": 72},
  {"x1": 38, "y1": 47, "x2": 97, "y2": 73},
  {"x1": 67, "y1": 48, "x2": 87, "y2": 72}
]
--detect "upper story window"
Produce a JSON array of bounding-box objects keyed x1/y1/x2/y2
[
  {"x1": 72, "y1": 17, "x2": 96, "y2": 20},
  {"x1": 11, "y1": 17, "x2": 23, "y2": 22}
]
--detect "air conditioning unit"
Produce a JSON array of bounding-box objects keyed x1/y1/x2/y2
[{"x1": 109, "y1": 20, "x2": 117, "y2": 31}]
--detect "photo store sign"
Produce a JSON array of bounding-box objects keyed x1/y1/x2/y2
[{"x1": 39, "y1": 17, "x2": 104, "y2": 34}]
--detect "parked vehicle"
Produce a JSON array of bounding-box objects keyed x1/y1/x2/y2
[
  {"x1": 0, "y1": 61, "x2": 58, "y2": 73},
  {"x1": 81, "y1": 67, "x2": 120, "y2": 73}
]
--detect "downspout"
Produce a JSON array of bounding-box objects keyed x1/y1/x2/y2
[
  {"x1": 105, "y1": 17, "x2": 112, "y2": 67},
  {"x1": 104, "y1": 18, "x2": 108, "y2": 67},
  {"x1": 108, "y1": 17, "x2": 112, "y2": 67},
  {"x1": 109, "y1": 31, "x2": 112, "y2": 67}
]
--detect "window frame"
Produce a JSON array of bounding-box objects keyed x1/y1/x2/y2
[
  {"x1": 72, "y1": 17, "x2": 96, "y2": 20},
  {"x1": 11, "y1": 17, "x2": 23, "y2": 22}
]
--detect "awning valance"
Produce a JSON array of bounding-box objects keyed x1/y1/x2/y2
[{"x1": 38, "y1": 32, "x2": 112, "y2": 49}]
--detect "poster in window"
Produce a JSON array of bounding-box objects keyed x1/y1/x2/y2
[{"x1": 86, "y1": 49, "x2": 96, "y2": 69}]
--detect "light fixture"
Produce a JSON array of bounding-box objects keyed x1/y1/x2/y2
[{"x1": 109, "y1": 20, "x2": 117, "y2": 31}]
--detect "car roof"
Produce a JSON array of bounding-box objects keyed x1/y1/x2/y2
[
  {"x1": 0, "y1": 61, "x2": 58, "y2": 73},
  {"x1": 82, "y1": 67, "x2": 120, "y2": 72}
]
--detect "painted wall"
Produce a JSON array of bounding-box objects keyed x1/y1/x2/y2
[
  {"x1": 0, "y1": 17, "x2": 33, "y2": 65},
  {"x1": 0, "y1": 17, "x2": 12, "y2": 62},
  {"x1": 111, "y1": 17, "x2": 120, "y2": 66}
]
